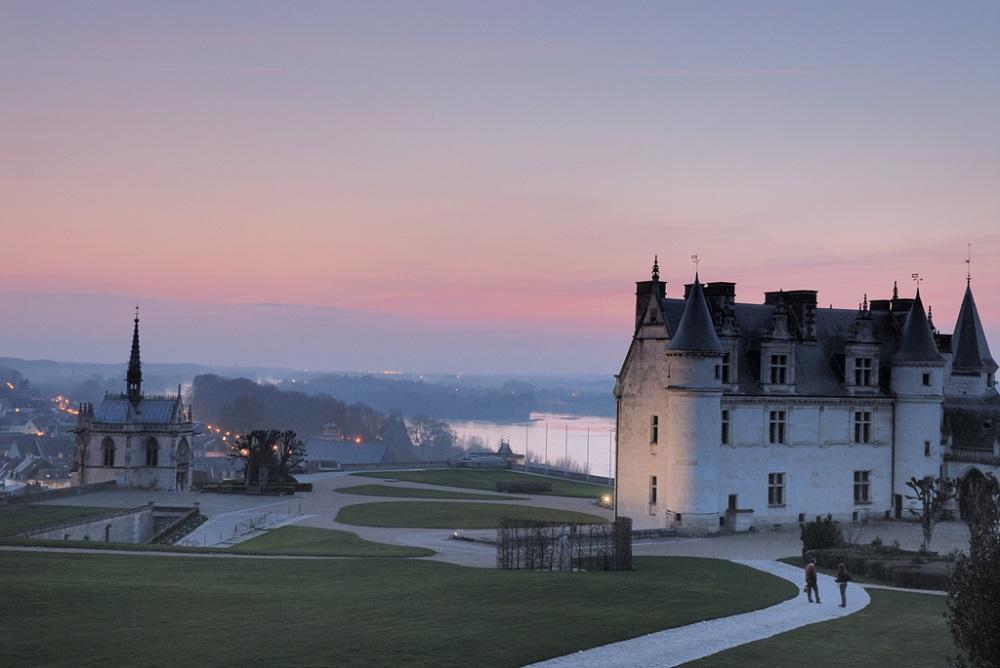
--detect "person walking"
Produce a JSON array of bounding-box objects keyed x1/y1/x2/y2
[
  {"x1": 804, "y1": 558, "x2": 821, "y2": 603},
  {"x1": 835, "y1": 562, "x2": 852, "y2": 607}
]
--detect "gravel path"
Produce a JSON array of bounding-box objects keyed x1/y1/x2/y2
[{"x1": 525, "y1": 559, "x2": 871, "y2": 668}]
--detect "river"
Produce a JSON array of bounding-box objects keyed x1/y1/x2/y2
[{"x1": 447, "y1": 412, "x2": 616, "y2": 478}]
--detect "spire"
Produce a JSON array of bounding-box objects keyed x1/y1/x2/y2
[
  {"x1": 667, "y1": 274, "x2": 723, "y2": 354},
  {"x1": 894, "y1": 289, "x2": 943, "y2": 364},
  {"x1": 892, "y1": 281, "x2": 899, "y2": 300},
  {"x1": 126, "y1": 305, "x2": 142, "y2": 401},
  {"x1": 651, "y1": 255, "x2": 660, "y2": 282},
  {"x1": 951, "y1": 282, "x2": 997, "y2": 373}
]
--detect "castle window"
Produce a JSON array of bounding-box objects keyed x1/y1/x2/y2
[
  {"x1": 714, "y1": 365, "x2": 721, "y2": 379},
  {"x1": 769, "y1": 354, "x2": 788, "y2": 384},
  {"x1": 922, "y1": 373, "x2": 931, "y2": 386},
  {"x1": 145, "y1": 437, "x2": 159, "y2": 467},
  {"x1": 721, "y1": 352, "x2": 732, "y2": 384},
  {"x1": 649, "y1": 475, "x2": 658, "y2": 504},
  {"x1": 924, "y1": 441, "x2": 931, "y2": 457},
  {"x1": 721, "y1": 410, "x2": 731, "y2": 445},
  {"x1": 853, "y1": 470, "x2": 871, "y2": 504},
  {"x1": 650, "y1": 415, "x2": 659, "y2": 445},
  {"x1": 854, "y1": 357, "x2": 873, "y2": 386},
  {"x1": 768, "y1": 410, "x2": 787, "y2": 444},
  {"x1": 101, "y1": 437, "x2": 115, "y2": 467},
  {"x1": 853, "y1": 411, "x2": 872, "y2": 444},
  {"x1": 768, "y1": 472, "x2": 785, "y2": 506}
]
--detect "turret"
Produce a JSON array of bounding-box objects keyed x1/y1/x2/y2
[
  {"x1": 663, "y1": 274, "x2": 724, "y2": 534},
  {"x1": 948, "y1": 282, "x2": 998, "y2": 396},
  {"x1": 890, "y1": 288, "x2": 944, "y2": 514}
]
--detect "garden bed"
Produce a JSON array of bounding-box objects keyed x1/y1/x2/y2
[{"x1": 805, "y1": 544, "x2": 953, "y2": 590}]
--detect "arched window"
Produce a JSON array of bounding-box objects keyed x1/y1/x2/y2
[
  {"x1": 102, "y1": 437, "x2": 116, "y2": 467},
  {"x1": 176, "y1": 438, "x2": 190, "y2": 465},
  {"x1": 145, "y1": 437, "x2": 159, "y2": 467}
]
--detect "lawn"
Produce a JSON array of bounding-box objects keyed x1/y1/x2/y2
[
  {"x1": 0, "y1": 554, "x2": 795, "y2": 667},
  {"x1": 0, "y1": 504, "x2": 117, "y2": 537},
  {"x1": 336, "y1": 501, "x2": 607, "y2": 529},
  {"x1": 354, "y1": 469, "x2": 609, "y2": 499},
  {"x1": 230, "y1": 525, "x2": 433, "y2": 557},
  {"x1": 334, "y1": 483, "x2": 525, "y2": 501},
  {"x1": 686, "y1": 588, "x2": 952, "y2": 667}
]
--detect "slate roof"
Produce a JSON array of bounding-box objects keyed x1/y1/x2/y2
[
  {"x1": 894, "y1": 290, "x2": 944, "y2": 365},
  {"x1": 666, "y1": 276, "x2": 724, "y2": 354},
  {"x1": 93, "y1": 395, "x2": 182, "y2": 425},
  {"x1": 653, "y1": 286, "x2": 952, "y2": 397},
  {"x1": 303, "y1": 439, "x2": 393, "y2": 465},
  {"x1": 952, "y1": 284, "x2": 998, "y2": 373}
]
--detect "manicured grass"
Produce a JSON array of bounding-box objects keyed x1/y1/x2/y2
[
  {"x1": 354, "y1": 469, "x2": 609, "y2": 499},
  {"x1": 0, "y1": 554, "x2": 795, "y2": 667},
  {"x1": 687, "y1": 588, "x2": 952, "y2": 667},
  {"x1": 334, "y1": 483, "x2": 525, "y2": 501},
  {"x1": 336, "y1": 501, "x2": 607, "y2": 529},
  {"x1": 0, "y1": 504, "x2": 117, "y2": 537},
  {"x1": 230, "y1": 525, "x2": 433, "y2": 557}
]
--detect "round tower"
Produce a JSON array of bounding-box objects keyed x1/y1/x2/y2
[
  {"x1": 663, "y1": 274, "x2": 724, "y2": 535},
  {"x1": 890, "y1": 288, "x2": 945, "y2": 516}
]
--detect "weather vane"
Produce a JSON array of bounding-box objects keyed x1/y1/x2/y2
[
  {"x1": 911, "y1": 273, "x2": 922, "y2": 289},
  {"x1": 965, "y1": 242, "x2": 972, "y2": 285},
  {"x1": 691, "y1": 254, "x2": 700, "y2": 272}
]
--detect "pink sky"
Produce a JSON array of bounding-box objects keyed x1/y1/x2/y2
[{"x1": 2, "y1": 3, "x2": 998, "y2": 373}]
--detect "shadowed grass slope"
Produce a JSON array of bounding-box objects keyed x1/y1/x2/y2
[
  {"x1": 0, "y1": 504, "x2": 119, "y2": 537},
  {"x1": 0, "y1": 554, "x2": 795, "y2": 668}
]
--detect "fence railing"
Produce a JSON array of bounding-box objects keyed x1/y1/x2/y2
[{"x1": 496, "y1": 517, "x2": 632, "y2": 571}]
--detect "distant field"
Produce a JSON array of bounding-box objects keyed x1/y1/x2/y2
[
  {"x1": 687, "y1": 588, "x2": 952, "y2": 667},
  {"x1": 231, "y1": 525, "x2": 432, "y2": 557},
  {"x1": 336, "y1": 501, "x2": 607, "y2": 529},
  {"x1": 0, "y1": 554, "x2": 795, "y2": 667},
  {"x1": 334, "y1": 483, "x2": 525, "y2": 501},
  {"x1": 0, "y1": 504, "x2": 116, "y2": 537},
  {"x1": 353, "y1": 469, "x2": 609, "y2": 499}
]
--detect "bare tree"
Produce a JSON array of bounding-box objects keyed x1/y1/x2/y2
[{"x1": 905, "y1": 475, "x2": 957, "y2": 552}]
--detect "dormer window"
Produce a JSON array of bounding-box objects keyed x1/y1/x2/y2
[
  {"x1": 770, "y1": 354, "x2": 788, "y2": 384},
  {"x1": 922, "y1": 373, "x2": 931, "y2": 386},
  {"x1": 854, "y1": 358, "x2": 873, "y2": 386}
]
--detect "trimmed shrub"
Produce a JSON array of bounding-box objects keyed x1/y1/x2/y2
[{"x1": 800, "y1": 514, "x2": 843, "y2": 553}]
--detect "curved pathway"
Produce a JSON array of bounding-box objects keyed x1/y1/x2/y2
[{"x1": 526, "y1": 559, "x2": 871, "y2": 668}]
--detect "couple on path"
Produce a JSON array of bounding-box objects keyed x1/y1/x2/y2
[{"x1": 804, "y1": 558, "x2": 852, "y2": 607}]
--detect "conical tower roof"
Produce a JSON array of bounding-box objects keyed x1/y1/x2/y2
[
  {"x1": 951, "y1": 284, "x2": 998, "y2": 372},
  {"x1": 894, "y1": 290, "x2": 943, "y2": 364},
  {"x1": 667, "y1": 274, "x2": 723, "y2": 354}
]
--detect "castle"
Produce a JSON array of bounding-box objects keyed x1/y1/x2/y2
[
  {"x1": 614, "y1": 259, "x2": 998, "y2": 534},
  {"x1": 74, "y1": 309, "x2": 196, "y2": 490}
]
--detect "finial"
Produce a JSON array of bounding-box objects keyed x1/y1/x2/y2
[
  {"x1": 928, "y1": 305, "x2": 935, "y2": 328},
  {"x1": 966, "y1": 242, "x2": 972, "y2": 286},
  {"x1": 863, "y1": 293, "x2": 868, "y2": 311},
  {"x1": 690, "y1": 254, "x2": 700, "y2": 274},
  {"x1": 911, "y1": 273, "x2": 922, "y2": 291},
  {"x1": 892, "y1": 281, "x2": 898, "y2": 300},
  {"x1": 651, "y1": 255, "x2": 660, "y2": 282}
]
